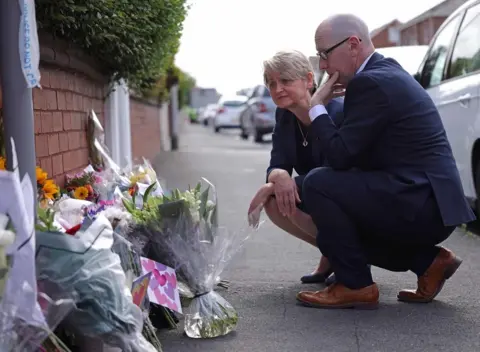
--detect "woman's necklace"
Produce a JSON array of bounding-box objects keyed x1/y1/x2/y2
[{"x1": 296, "y1": 120, "x2": 309, "y2": 147}]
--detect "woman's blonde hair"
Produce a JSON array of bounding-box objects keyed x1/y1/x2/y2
[{"x1": 263, "y1": 50, "x2": 317, "y2": 93}]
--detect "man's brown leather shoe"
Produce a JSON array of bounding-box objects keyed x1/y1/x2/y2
[
  {"x1": 296, "y1": 283, "x2": 379, "y2": 309},
  {"x1": 398, "y1": 247, "x2": 462, "y2": 303}
]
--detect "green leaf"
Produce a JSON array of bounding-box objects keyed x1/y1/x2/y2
[
  {"x1": 122, "y1": 198, "x2": 135, "y2": 214},
  {"x1": 198, "y1": 186, "x2": 209, "y2": 218},
  {"x1": 143, "y1": 181, "x2": 157, "y2": 205}
]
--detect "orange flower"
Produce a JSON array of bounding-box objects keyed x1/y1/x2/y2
[
  {"x1": 0, "y1": 156, "x2": 5, "y2": 170},
  {"x1": 36, "y1": 166, "x2": 48, "y2": 185},
  {"x1": 42, "y1": 180, "x2": 59, "y2": 200},
  {"x1": 74, "y1": 186, "x2": 89, "y2": 200}
]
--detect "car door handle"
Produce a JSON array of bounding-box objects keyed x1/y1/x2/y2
[{"x1": 457, "y1": 93, "x2": 471, "y2": 107}]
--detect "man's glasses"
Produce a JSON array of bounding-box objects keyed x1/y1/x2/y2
[{"x1": 316, "y1": 37, "x2": 362, "y2": 60}]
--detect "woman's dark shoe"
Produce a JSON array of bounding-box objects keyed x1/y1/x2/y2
[
  {"x1": 301, "y1": 268, "x2": 333, "y2": 284},
  {"x1": 324, "y1": 273, "x2": 336, "y2": 286},
  {"x1": 324, "y1": 265, "x2": 372, "y2": 287}
]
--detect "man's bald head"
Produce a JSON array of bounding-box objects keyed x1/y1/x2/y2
[
  {"x1": 314, "y1": 14, "x2": 375, "y2": 85},
  {"x1": 315, "y1": 14, "x2": 372, "y2": 46}
]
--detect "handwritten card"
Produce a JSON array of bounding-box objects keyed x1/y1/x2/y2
[
  {"x1": 140, "y1": 257, "x2": 182, "y2": 314},
  {"x1": 131, "y1": 272, "x2": 151, "y2": 310}
]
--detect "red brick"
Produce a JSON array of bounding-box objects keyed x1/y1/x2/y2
[
  {"x1": 51, "y1": 154, "x2": 64, "y2": 176},
  {"x1": 40, "y1": 112, "x2": 53, "y2": 133},
  {"x1": 44, "y1": 89, "x2": 58, "y2": 110},
  {"x1": 48, "y1": 134, "x2": 60, "y2": 155},
  {"x1": 83, "y1": 97, "x2": 93, "y2": 112},
  {"x1": 67, "y1": 131, "x2": 81, "y2": 150},
  {"x1": 63, "y1": 112, "x2": 73, "y2": 130},
  {"x1": 65, "y1": 72, "x2": 76, "y2": 92},
  {"x1": 49, "y1": 70, "x2": 63, "y2": 89},
  {"x1": 59, "y1": 132, "x2": 69, "y2": 152},
  {"x1": 57, "y1": 91, "x2": 66, "y2": 110},
  {"x1": 39, "y1": 157, "x2": 53, "y2": 178},
  {"x1": 97, "y1": 86, "x2": 104, "y2": 99},
  {"x1": 55, "y1": 175, "x2": 65, "y2": 188},
  {"x1": 79, "y1": 130, "x2": 88, "y2": 148},
  {"x1": 72, "y1": 112, "x2": 84, "y2": 130},
  {"x1": 40, "y1": 70, "x2": 50, "y2": 88},
  {"x1": 78, "y1": 148, "x2": 89, "y2": 167},
  {"x1": 33, "y1": 89, "x2": 46, "y2": 110},
  {"x1": 35, "y1": 135, "x2": 49, "y2": 157},
  {"x1": 73, "y1": 94, "x2": 83, "y2": 111},
  {"x1": 62, "y1": 151, "x2": 76, "y2": 172},
  {"x1": 34, "y1": 111, "x2": 42, "y2": 134},
  {"x1": 65, "y1": 92, "x2": 74, "y2": 110},
  {"x1": 74, "y1": 77, "x2": 83, "y2": 95},
  {"x1": 94, "y1": 99, "x2": 103, "y2": 113},
  {"x1": 52, "y1": 112, "x2": 63, "y2": 132}
]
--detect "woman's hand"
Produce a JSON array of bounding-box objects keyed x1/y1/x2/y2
[
  {"x1": 274, "y1": 173, "x2": 301, "y2": 218},
  {"x1": 248, "y1": 183, "x2": 275, "y2": 215}
]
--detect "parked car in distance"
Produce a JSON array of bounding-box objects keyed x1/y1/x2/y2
[
  {"x1": 199, "y1": 103, "x2": 218, "y2": 126},
  {"x1": 239, "y1": 84, "x2": 277, "y2": 143},
  {"x1": 412, "y1": 0, "x2": 480, "y2": 214},
  {"x1": 213, "y1": 95, "x2": 248, "y2": 133}
]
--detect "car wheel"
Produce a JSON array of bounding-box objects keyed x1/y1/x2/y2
[
  {"x1": 475, "y1": 161, "x2": 480, "y2": 216},
  {"x1": 254, "y1": 130, "x2": 263, "y2": 143},
  {"x1": 240, "y1": 128, "x2": 248, "y2": 140},
  {"x1": 214, "y1": 126, "x2": 220, "y2": 133}
]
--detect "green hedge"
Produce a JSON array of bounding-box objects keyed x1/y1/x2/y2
[{"x1": 35, "y1": 0, "x2": 188, "y2": 94}]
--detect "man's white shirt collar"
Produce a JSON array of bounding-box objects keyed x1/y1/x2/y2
[{"x1": 356, "y1": 52, "x2": 375, "y2": 74}]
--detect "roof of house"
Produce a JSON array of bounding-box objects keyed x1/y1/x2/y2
[
  {"x1": 399, "y1": 0, "x2": 469, "y2": 30},
  {"x1": 370, "y1": 19, "x2": 402, "y2": 38}
]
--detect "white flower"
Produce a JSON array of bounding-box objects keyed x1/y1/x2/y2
[{"x1": 0, "y1": 229, "x2": 15, "y2": 246}]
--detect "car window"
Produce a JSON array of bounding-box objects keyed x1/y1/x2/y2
[
  {"x1": 448, "y1": 3, "x2": 480, "y2": 79},
  {"x1": 263, "y1": 87, "x2": 271, "y2": 97},
  {"x1": 223, "y1": 100, "x2": 245, "y2": 107},
  {"x1": 421, "y1": 15, "x2": 462, "y2": 88}
]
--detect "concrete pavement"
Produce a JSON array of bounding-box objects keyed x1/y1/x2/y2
[{"x1": 154, "y1": 123, "x2": 480, "y2": 352}]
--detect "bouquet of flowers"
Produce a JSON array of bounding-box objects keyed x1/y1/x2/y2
[
  {"x1": 64, "y1": 170, "x2": 100, "y2": 202},
  {"x1": 125, "y1": 178, "x2": 253, "y2": 339},
  {"x1": 35, "y1": 212, "x2": 158, "y2": 352},
  {"x1": 0, "y1": 142, "x2": 74, "y2": 352},
  {"x1": 36, "y1": 167, "x2": 60, "y2": 207}
]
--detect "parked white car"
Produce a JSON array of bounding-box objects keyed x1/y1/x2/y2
[
  {"x1": 414, "y1": 0, "x2": 480, "y2": 213},
  {"x1": 213, "y1": 95, "x2": 248, "y2": 133},
  {"x1": 198, "y1": 103, "x2": 218, "y2": 126}
]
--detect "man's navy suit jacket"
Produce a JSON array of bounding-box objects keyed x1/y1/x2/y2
[
  {"x1": 309, "y1": 52, "x2": 475, "y2": 227},
  {"x1": 266, "y1": 98, "x2": 344, "y2": 180}
]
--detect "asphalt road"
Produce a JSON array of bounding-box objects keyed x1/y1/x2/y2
[{"x1": 154, "y1": 122, "x2": 480, "y2": 352}]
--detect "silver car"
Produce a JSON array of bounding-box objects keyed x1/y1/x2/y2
[{"x1": 239, "y1": 85, "x2": 277, "y2": 143}]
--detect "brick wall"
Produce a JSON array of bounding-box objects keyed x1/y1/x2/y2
[
  {"x1": 33, "y1": 32, "x2": 108, "y2": 187},
  {"x1": 1, "y1": 32, "x2": 167, "y2": 186},
  {"x1": 130, "y1": 97, "x2": 163, "y2": 162},
  {"x1": 34, "y1": 66, "x2": 106, "y2": 187},
  {"x1": 372, "y1": 29, "x2": 392, "y2": 48}
]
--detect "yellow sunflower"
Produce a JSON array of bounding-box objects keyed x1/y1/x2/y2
[
  {"x1": 42, "y1": 179, "x2": 59, "y2": 200},
  {"x1": 0, "y1": 156, "x2": 5, "y2": 170},
  {"x1": 36, "y1": 166, "x2": 48, "y2": 185},
  {"x1": 74, "y1": 186, "x2": 89, "y2": 200}
]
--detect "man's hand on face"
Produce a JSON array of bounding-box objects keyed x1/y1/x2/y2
[{"x1": 310, "y1": 72, "x2": 346, "y2": 107}]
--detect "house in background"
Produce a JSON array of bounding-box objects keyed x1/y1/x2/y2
[
  {"x1": 189, "y1": 87, "x2": 221, "y2": 109},
  {"x1": 370, "y1": 19, "x2": 403, "y2": 48},
  {"x1": 399, "y1": 0, "x2": 468, "y2": 45}
]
